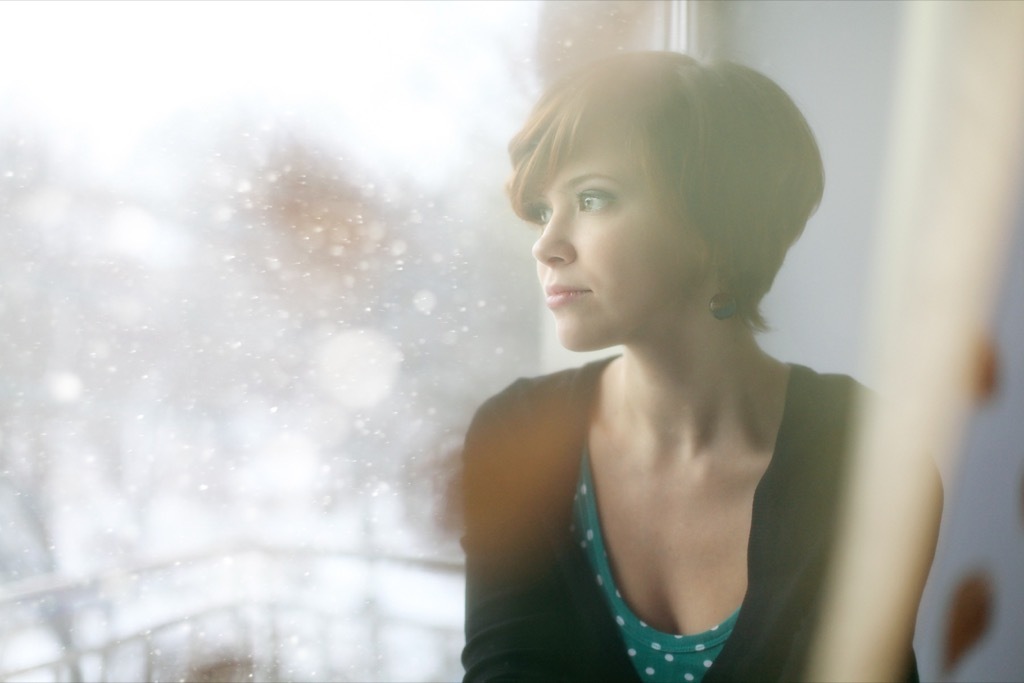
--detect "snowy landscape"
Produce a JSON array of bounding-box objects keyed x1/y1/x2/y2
[{"x1": 0, "y1": 2, "x2": 549, "y2": 680}]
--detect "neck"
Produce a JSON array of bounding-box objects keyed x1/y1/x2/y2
[{"x1": 599, "y1": 315, "x2": 788, "y2": 461}]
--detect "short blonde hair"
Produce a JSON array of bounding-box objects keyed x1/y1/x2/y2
[{"x1": 508, "y1": 51, "x2": 824, "y2": 331}]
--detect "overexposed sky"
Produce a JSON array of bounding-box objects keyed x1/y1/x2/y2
[{"x1": 0, "y1": 0, "x2": 540, "y2": 185}]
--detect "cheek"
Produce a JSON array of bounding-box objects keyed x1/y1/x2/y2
[
  {"x1": 662, "y1": 226, "x2": 711, "y2": 286},
  {"x1": 637, "y1": 226, "x2": 701, "y2": 280}
]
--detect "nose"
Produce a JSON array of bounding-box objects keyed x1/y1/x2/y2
[{"x1": 531, "y1": 217, "x2": 576, "y2": 266}]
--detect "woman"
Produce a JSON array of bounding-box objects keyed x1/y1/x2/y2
[{"x1": 460, "y1": 52, "x2": 926, "y2": 682}]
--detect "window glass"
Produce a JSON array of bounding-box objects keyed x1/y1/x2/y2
[{"x1": 0, "y1": 1, "x2": 671, "y2": 680}]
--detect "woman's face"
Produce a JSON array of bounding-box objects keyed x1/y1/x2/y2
[{"x1": 528, "y1": 135, "x2": 709, "y2": 352}]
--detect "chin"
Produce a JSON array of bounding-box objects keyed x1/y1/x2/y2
[{"x1": 556, "y1": 329, "x2": 618, "y2": 354}]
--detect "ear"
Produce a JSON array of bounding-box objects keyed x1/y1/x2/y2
[{"x1": 687, "y1": 231, "x2": 716, "y2": 286}]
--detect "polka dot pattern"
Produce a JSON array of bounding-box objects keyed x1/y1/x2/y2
[{"x1": 573, "y1": 449, "x2": 739, "y2": 683}]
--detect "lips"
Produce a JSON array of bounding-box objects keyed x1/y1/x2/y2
[{"x1": 544, "y1": 285, "x2": 592, "y2": 309}]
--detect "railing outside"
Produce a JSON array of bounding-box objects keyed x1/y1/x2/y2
[{"x1": 0, "y1": 546, "x2": 465, "y2": 682}]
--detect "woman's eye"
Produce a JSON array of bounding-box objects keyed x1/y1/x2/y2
[
  {"x1": 528, "y1": 203, "x2": 552, "y2": 225},
  {"x1": 577, "y1": 190, "x2": 613, "y2": 213}
]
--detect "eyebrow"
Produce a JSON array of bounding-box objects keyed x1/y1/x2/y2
[
  {"x1": 563, "y1": 172, "x2": 621, "y2": 190},
  {"x1": 536, "y1": 171, "x2": 624, "y2": 202}
]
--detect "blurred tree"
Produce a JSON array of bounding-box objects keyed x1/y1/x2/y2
[{"x1": 536, "y1": 0, "x2": 662, "y2": 84}]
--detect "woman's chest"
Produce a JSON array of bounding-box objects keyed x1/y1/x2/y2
[{"x1": 586, "y1": 445, "x2": 770, "y2": 634}]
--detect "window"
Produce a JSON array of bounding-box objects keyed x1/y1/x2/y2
[{"x1": 0, "y1": 2, "x2": 685, "y2": 680}]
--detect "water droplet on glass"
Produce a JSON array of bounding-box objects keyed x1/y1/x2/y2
[{"x1": 413, "y1": 290, "x2": 437, "y2": 315}]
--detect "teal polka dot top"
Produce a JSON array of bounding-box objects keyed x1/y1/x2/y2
[{"x1": 572, "y1": 450, "x2": 740, "y2": 683}]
